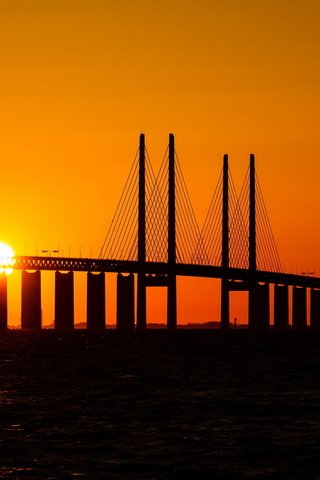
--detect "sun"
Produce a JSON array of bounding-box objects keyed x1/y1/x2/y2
[{"x1": 0, "y1": 242, "x2": 15, "y2": 275}]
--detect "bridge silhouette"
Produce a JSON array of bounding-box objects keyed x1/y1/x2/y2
[{"x1": 2, "y1": 133, "x2": 320, "y2": 330}]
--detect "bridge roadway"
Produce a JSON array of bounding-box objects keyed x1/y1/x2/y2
[{"x1": 12, "y1": 256, "x2": 320, "y2": 289}]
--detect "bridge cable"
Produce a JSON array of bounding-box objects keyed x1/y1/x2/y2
[
  {"x1": 175, "y1": 153, "x2": 207, "y2": 264},
  {"x1": 99, "y1": 149, "x2": 139, "y2": 260},
  {"x1": 200, "y1": 169, "x2": 223, "y2": 265},
  {"x1": 255, "y1": 174, "x2": 282, "y2": 272}
]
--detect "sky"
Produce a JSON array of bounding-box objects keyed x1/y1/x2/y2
[{"x1": 1, "y1": 0, "x2": 320, "y2": 326}]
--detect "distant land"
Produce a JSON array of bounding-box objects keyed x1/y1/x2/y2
[
  {"x1": 69, "y1": 321, "x2": 224, "y2": 329},
  {"x1": 9, "y1": 321, "x2": 238, "y2": 329}
]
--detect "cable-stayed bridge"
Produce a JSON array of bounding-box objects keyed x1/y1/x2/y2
[{"x1": 2, "y1": 134, "x2": 320, "y2": 331}]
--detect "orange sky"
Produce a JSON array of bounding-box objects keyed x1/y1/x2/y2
[{"x1": 1, "y1": 0, "x2": 320, "y2": 326}]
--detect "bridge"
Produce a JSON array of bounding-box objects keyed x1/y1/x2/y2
[{"x1": 1, "y1": 133, "x2": 320, "y2": 331}]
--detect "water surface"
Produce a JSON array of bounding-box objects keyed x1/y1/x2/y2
[{"x1": 1, "y1": 330, "x2": 320, "y2": 479}]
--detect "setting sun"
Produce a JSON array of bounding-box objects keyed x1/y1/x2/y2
[{"x1": 0, "y1": 242, "x2": 15, "y2": 275}]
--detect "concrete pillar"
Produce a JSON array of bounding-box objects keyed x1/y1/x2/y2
[
  {"x1": 116, "y1": 273, "x2": 134, "y2": 330},
  {"x1": 248, "y1": 285, "x2": 256, "y2": 329},
  {"x1": 87, "y1": 272, "x2": 105, "y2": 330},
  {"x1": 310, "y1": 288, "x2": 320, "y2": 331},
  {"x1": 259, "y1": 283, "x2": 270, "y2": 329},
  {"x1": 55, "y1": 271, "x2": 74, "y2": 330},
  {"x1": 0, "y1": 274, "x2": 7, "y2": 330},
  {"x1": 21, "y1": 270, "x2": 41, "y2": 330},
  {"x1": 292, "y1": 286, "x2": 307, "y2": 330},
  {"x1": 274, "y1": 284, "x2": 289, "y2": 330},
  {"x1": 167, "y1": 273, "x2": 177, "y2": 330},
  {"x1": 137, "y1": 273, "x2": 146, "y2": 329},
  {"x1": 249, "y1": 282, "x2": 270, "y2": 330}
]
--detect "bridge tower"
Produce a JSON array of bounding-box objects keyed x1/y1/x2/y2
[
  {"x1": 248, "y1": 153, "x2": 270, "y2": 329},
  {"x1": 249, "y1": 154, "x2": 256, "y2": 276},
  {"x1": 221, "y1": 154, "x2": 230, "y2": 328},
  {"x1": 167, "y1": 133, "x2": 177, "y2": 329},
  {"x1": 137, "y1": 133, "x2": 147, "y2": 329},
  {"x1": 248, "y1": 153, "x2": 257, "y2": 329},
  {"x1": 136, "y1": 132, "x2": 177, "y2": 329}
]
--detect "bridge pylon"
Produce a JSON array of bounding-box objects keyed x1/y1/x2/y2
[
  {"x1": 220, "y1": 152, "x2": 265, "y2": 329},
  {"x1": 167, "y1": 133, "x2": 177, "y2": 329},
  {"x1": 137, "y1": 133, "x2": 147, "y2": 329},
  {"x1": 135, "y1": 132, "x2": 177, "y2": 329},
  {"x1": 221, "y1": 154, "x2": 230, "y2": 329},
  {"x1": 247, "y1": 154, "x2": 268, "y2": 329}
]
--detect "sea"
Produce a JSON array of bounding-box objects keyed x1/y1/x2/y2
[{"x1": 1, "y1": 329, "x2": 320, "y2": 479}]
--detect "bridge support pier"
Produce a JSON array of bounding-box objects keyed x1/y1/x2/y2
[
  {"x1": 248, "y1": 282, "x2": 270, "y2": 330},
  {"x1": 221, "y1": 279, "x2": 230, "y2": 329},
  {"x1": 21, "y1": 270, "x2": 41, "y2": 330},
  {"x1": 310, "y1": 288, "x2": 320, "y2": 331},
  {"x1": 55, "y1": 271, "x2": 74, "y2": 330},
  {"x1": 0, "y1": 274, "x2": 7, "y2": 330},
  {"x1": 87, "y1": 272, "x2": 105, "y2": 330},
  {"x1": 117, "y1": 273, "x2": 135, "y2": 330},
  {"x1": 137, "y1": 274, "x2": 146, "y2": 329},
  {"x1": 274, "y1": 284, "x2": 289, "y2": 330},
  {"x1": 167, "y1": 273, "x2": 177, "y2": 330},
  {"x1": 292, "y1": 286, "x2": 307, "y2": 330}
]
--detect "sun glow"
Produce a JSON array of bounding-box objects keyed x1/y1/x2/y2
[{"x1": 0, "y1": 242, "x2": 15, "y2": 275}]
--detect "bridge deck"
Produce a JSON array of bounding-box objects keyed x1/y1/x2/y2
[{"x1": 11, "y1": 256, "x2": 320, "y2": 289}]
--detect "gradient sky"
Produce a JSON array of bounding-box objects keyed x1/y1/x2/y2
[{"x1": 1, "y1": 0, "x2": 320, "y2": 325}]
